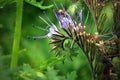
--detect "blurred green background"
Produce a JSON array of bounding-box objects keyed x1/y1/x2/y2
[{"x1": 0, "y1": 0, "x2": 114, "y2": 80}]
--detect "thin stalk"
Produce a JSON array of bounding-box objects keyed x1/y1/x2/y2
[
  {"x1": 83, "y1": 0, "x2": 98, "y2": 29},
  {"x1": 10, "y1": 0, "x2": 23, "y2": 69},
  {"x1": 84, "y1": 50, "x2": 96, "y2": 80},
  {"x1": 76, "y1": 42, "x2": 96, "y2": 80}
]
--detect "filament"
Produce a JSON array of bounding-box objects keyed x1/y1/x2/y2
[
  {"x1": 85, "y1": 11, "x2": 89, "y2": 25},
  {"x1": 32, "y1": 24, "x2": 49, "y2": 32},
  {"x1": 70, "y1": 37, "x2": 75, "y2": 48},
  {"x1": 27, "y1": 35, "x2": 48, "y2": 39},
  {"x1": 79, "y1": 8, "x2": 84, "y2": 26},
  {"x1": 54, "y1": 1, "x2": 59, "y2": 10},
  {"x1": 39, "y1": 16, "x2": 51, "y2": 26},
  {"x1": 98, "y1": 35, "x2": 110, "y2": 37},
  {"x1": 43, "y1": 11, "x2": 53, "y2": 25},
  {"x1": 104, "y1": 36, "x2": 114, "y2": 42},
  {"x1": 60, "y1": 3, "x2": 65, "y2": 11},
  {"x1": 105, "y1": 46, "x2": 120, "y2": 50},
  {"x1": 53, "y1": 9, "x2": 60, "y2": 21}
]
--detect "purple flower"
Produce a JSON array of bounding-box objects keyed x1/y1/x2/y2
[
  {"x1": 59, "y1": 17, "x2": 74, "y2": 30},
  {"x1": 28, "y1": 17, "x2": 58, "y2": 39},
  {"x1": 54, "y1": 9, "x2": 75, "y2": 30},
  {"x1": 29, "y1": 4, "x2": 85, "y2": 40},
  {"x1": 47, "y1": 24, "x2": 58, "y2": 38},
  {"x1": 38, "y1": 16, "x2": 58, "y2": 38}
]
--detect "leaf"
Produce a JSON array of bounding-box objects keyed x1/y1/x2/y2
[
  {"x1": 22, "y1": 64, "x2": 38, "y2": 78},
  {"x1": 18, "y1": 64, "x2": 44, "y2": 80},
  {"x1": 0, "y1": 0, "x2": 15, "y2": 8},
  {"x1": 39, "y1": 56, "x2": 65, "y2": 70},
  {"x1": 25, "y1": 0, "x2": 53, "y2": 10},
  {"x1": 66, "y1": 71, "x2": 77, "y2": 80},
  {"x1": 44, "y1": 67, "x2": 65, "y2": 80}
]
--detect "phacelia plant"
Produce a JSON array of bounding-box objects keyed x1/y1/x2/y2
[{"x1": 28, "y1": 0, "x2": 120, "y2": 80}]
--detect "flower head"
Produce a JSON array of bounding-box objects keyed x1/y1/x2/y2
[{"x1": 54, "y1": 9, "x2": 75, "y2": 30}]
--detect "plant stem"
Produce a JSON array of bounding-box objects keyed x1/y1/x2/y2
[
  {"x1": 10, "y1": 0, "x2": 23, "y2": 69},
  {"x1": 76, "y1": 42, "x2": 96, "y2": 80}
]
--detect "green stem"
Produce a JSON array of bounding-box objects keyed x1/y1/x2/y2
[{"x1": 10, "y1": 0, "x2": 23, "y2": 69}]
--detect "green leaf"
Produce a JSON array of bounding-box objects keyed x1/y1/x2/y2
[
  {"x1": 25, "y1": 0, "x2": 53, "y2": 10},
  {"x1": 18, "y1": 64, "x2": 44, "y2": 80},
  {"x1": 44, "y1": 67, "x2": 65, "y2": 80},
  {"x1": 66, "y1": 71, "x2": 77, "y2": 80},
  {"x1": 0, "y1": 0, "x2": 15, "y2": 8},
  {"x1": 39, "y1": 56, "x2": 64, "y2": 70}
]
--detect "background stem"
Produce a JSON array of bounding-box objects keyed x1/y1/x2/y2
[{"x1": 10, "y1": 0, "x2": 23, "y2": 69}]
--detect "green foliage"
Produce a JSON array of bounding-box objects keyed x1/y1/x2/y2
[
  {"x1": 15, "y1": 64, "x2": 43, "y2": 80},
  {"x1": 0, "y1": 0, "x2": 120, "y2": 80},
  {"x1": 43, "y1": 67, "x2": 64, "y2": 80},
  {"x1": 66, "y1": 71, "x2": 77, "y2": 80},
  {"x1": 14, "y1": 64, "x2": 78, "y2": 80},
  {"x1": 0, "y1": 0, "x2": 15, "y2": 8},
  {"x1": 41, "y1": 67, "x2": 77, "y2": 80},
  {"x1": 25, "y1": 0, "x2": 53, "y2": 10}
]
